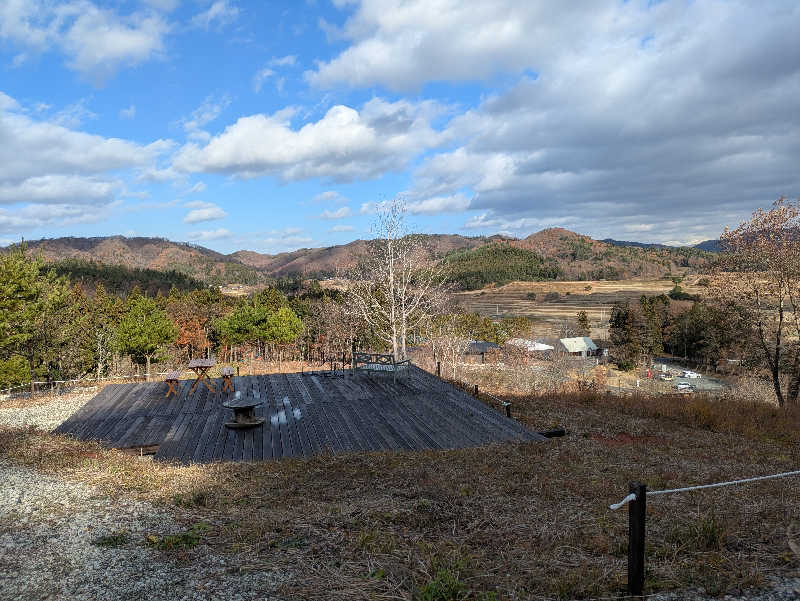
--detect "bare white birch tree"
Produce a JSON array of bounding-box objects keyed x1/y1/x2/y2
[{"x1": 345, "y1": 198, "x2": 449, "y2": 360}]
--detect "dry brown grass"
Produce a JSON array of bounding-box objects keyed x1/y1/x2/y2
[{"x1": 1, "y1": 384, "x2": 799, "y2": 600}]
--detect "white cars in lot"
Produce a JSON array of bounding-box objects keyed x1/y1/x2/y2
[
  {"x1": 682, "y1": 370, "x2": 701, "y2": 378},
  {"x1": 675, "y1": 381, "x2": 694, "y2": 391}
]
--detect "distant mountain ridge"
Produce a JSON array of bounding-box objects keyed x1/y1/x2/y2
[
  {"x1": 6, "y1": 228, "x2": 716, "y2": 287},
  {"x1": 602, "y1": 237, "x2": 722, "y2": 252}
]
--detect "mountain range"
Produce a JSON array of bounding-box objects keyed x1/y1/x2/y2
[{"x1": 7, "y1": 229, "x2": 719, "y2": 288}]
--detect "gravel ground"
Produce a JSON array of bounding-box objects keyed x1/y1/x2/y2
[
  {"x1": 0, "y1": 460, "x2": 288, "y2": 601},
  {"x1": 0, "y1": 391, "x2": 96, "y2": 431},
  {"x1": 645, "y1": 579, "x2": 800, "y2": 601}
]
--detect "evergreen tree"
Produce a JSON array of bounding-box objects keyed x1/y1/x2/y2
[
  {"x1": 576, "y1": 311, "x2": 591, "y2": 337},
  {"x1": 115, "y1": 295, "x2": 177, "y2": 380}
]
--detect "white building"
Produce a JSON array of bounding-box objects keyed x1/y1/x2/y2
[{"x1": 559, "y1": 337, "x2": 598, "y2": 357}]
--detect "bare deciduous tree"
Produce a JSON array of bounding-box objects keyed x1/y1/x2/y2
[
  {"x1": 716, "y1": 198, "x2": 800, "y2": 407},
  {"x1": 346, "y1": 199, "x2": 449, "y2": 360}
]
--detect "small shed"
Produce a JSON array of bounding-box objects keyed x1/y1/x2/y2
[
  {"x1": 466, "y1": 341, "x2": 501, "y2": 354},
  {"x1": 465, "y1": 341, "x2": 501, "y2": 364},
  {"x1": 559, "y1": 337, "x2": 598, "y2": 357}
]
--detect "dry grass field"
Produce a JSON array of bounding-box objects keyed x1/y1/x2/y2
[
  {"x1": 1, "y1": 372, "x2": 797, "y2": 600},
  {"x1": 455, "y1": 278, "x2": 708, "y2": 336}
]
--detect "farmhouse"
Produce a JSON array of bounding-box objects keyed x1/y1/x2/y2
[{"x1": 559, "y1": 336, "x2": 599, "y2": 357}]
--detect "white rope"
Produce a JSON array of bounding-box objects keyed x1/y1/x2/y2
[
  {"x1": 609, "y1": 469, "x2": 800, "y2": 510},
  {"x1": 609, "y1": 493, "x2": 637, "y2": 510}
]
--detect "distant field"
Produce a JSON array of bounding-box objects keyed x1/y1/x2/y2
[{"x1": 455, "y1": 278, "x2": 706, "y2": 337}]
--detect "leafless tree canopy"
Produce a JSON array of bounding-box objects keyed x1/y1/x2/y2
[
  {"x1": 716, "y1": 197, "x2": 800, "y2": 407},
  {"x1": 345, "y1": 199, "x2": 449, "y2": 360}
]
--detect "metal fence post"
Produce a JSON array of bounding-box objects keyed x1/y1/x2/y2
[
  {"x1": 628, "y1": 481, "x2": 647, "y2": 596},
  {"x1": 436, "y1": 361, "x2": 441, "y2": 377}
]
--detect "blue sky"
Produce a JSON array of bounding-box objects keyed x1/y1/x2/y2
[{"x1": 1, "y1": 0, "x2": 799, "y2": 254}]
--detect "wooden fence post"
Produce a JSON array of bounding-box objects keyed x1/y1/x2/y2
[
  {"x1": 628, "y1": 481, "x2": 647, "y2": 596},
  {"x1": 436, "y1": 361, "x2": 441, "y2": 377},
  {"x1": 473, "y1": 384, "x2": 478, "y2": 396}
]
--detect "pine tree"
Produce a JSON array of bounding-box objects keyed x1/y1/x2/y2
[
  {"x1": 115, "y1": 295, "x2": 177, "y2": 380},
  {"x1": 576, "y1": 311, "x2": 591, "y2": 337}
]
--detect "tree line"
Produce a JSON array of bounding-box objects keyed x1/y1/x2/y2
[
  {"x1": 0, "y1": 238, "x2": 533, "y2": 390},
  {"x1": 609, "y1": 198, "x2": 800, "y2": 407}
]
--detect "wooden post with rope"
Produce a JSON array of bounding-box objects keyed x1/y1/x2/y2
[{"x1": 628, "y1": 481, "x2": 647, "y2": 596}]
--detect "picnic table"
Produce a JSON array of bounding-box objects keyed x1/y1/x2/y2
[
  {"x1": 188, "y1": 358, "x2": 216, "y2": 394},
  {"x1": 222, "y1": 392, "x2": 264, "y2": 429}
]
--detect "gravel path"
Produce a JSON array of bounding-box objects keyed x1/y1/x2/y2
[
  {"x1": 646, "y1": 579, "x2": 800, "y2": 601},
  {"x1": 0, "y1": 460, "x2": 287, "y2": 601},
  {"x1": 0, "y1": 391, "x2": 95, "y2": 431}
]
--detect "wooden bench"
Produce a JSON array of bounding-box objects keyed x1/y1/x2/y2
[
  {"x1": 352, "y1": 352, "x2": 411, "y2": 383},
  {"x1": 164, "y1": 370, "x2": 182, "y2": 398},
  {"x1": 220, "y1": 366, "x2": 235, "y2": 393}
]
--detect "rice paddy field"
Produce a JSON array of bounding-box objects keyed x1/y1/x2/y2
[{"x1": 455, "y1": 278, "x2": 707, "y2": 337}]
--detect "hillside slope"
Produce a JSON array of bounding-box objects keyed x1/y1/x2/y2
[
  {"x1": 7, "y1": 229, "x2": 714, "y2": 288},
  {"x1": 511, "y1": 228, "x2": 711, "y2": 280},
  {"x1": 17, "y1": 236, "x2": 264, "y2": 286},
  {"x1": 231, "y1": 234, "x2": 501, "y2": 277}
]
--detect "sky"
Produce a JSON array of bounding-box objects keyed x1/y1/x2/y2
[{"x1": 1, "y1": 0, "x2": 799, "y2": 254}]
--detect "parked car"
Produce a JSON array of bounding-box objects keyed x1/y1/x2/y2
[
  {"x1": 660, "y1": 373, "x2": 674, "y2": 381},
  {"x1": 675, "y1": 381, "x2": 693, "y2": 390},
  {"x1": 682, "y1": 370, "x2": 701, "y2": 378}
]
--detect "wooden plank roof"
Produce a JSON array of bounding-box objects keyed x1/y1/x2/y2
[{"x1": 54, "y1": 366, "x2": 545, "y2": 464}]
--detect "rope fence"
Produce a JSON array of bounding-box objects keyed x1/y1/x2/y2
[{"x1": 608, "y1": 469, "x2": 800, "y2": 595}]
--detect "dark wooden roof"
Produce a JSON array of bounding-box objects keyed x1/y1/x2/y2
[
  {"x1": 54, "y1": 366, "x2": 545, "y2": 464},
  {"x1": 465, "y1": 341, "x2": 501, "y2": 354}
]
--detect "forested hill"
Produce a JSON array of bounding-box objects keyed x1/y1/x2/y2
[
  {"x1": 230, "y1": 233, "x2": 508, "y2": 276},
  {"x1": 13, "y1": 236, "x2": 264, "y2": 287},
  {"x1": 5, "y1": 229, "x2": 715, "y2": 291},
  {"x1": 508, "y1": 228, "x2": 713, "y2": 282}
]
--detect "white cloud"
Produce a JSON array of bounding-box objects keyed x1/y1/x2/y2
[
  {"x1": 463, "y1": 213, "x2": 572, "y2": 233},
  {"x1": 0, "y1": 175, "x2": 120, "y2": 205},
  {"x1": 183, "y1": 201, "x2": 227, "y2": 223},
  {"x1": 52, "y1": 99, "x2": 97, "y2": 128},
  {"x1": 0, "y1": 1, "x2": 171, "y2": 84},
  {"x1": 191, "y1": 1, "x2": 239, "y2": 30},
  {"x1": 308, "y1": 0, "x2": 626, "y2": 90},
  {"x1": 259, "y1": 227, "x2": 313, "y2": 252},
  {"x1": 320, "y1": 206, "x2": 351, "y2": 219},
  {"x1": 269, "y1": 55, "x2": 297, "y2": 67},
  {"x1": 359, "y1": 200, "x2": 389, "y2": 215},
  {"x1": 0, "y1": 93, "x2": 19, "y2": 111},
  {"x1": 137, "y1": 166, "x2": 182, "y2": 182},
  {"x1": 120, "y1": 105, "x2": 136, "y2": 119},
  {"x1": 179, "y1": 95, "x2": 231, "y2": 141},
  {"x1": 187, "y1": 228, "x2": 232, "y2": 242},
  {"x1": 623, "y1": 223, "x2": 655, "y2": 233},
  {"x1": 328, "y1": 224, "x2": 355, "y2": 233},
  {"x1": 0, "y1": 203, "x2": 112, "y2": 234},
  {"x1": 0, "y1": 93, "x2": 169, "y2": 212},
  {"x1": 407, "y1": 193, "x2": 471, "y2": 215},
  {"x1": 252, "y1": 67, "x2": 274, "y2": 93},
  {"x1": 187, "y1": 181, "x2": 207, "y2": 194},
  {"x1": 183, "y1": 200, "x2": 216, "y2": 209},
  {"x1": 313, "y1": 190, "x2": 348, "y2": 203},
  {"x1": 173, "y1": 98, "x2": 444, "y2": 181},
  {"x1": 394, "y1": 1, "x2": 800, "y2": 243}
]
